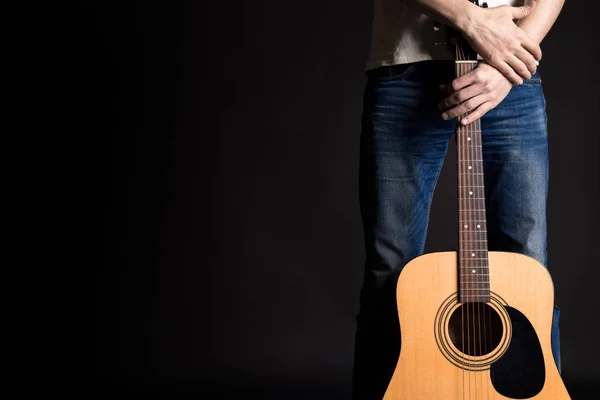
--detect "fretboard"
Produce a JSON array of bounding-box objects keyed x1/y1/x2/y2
[{"x1": 456, "y1": 61, "x2": 490, "y2": 303}]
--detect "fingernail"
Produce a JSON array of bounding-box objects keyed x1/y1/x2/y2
[
  {"x1": 442, "y1": 113, "x2": 449, "y2": 120},
  {"x1": 462, "y1": 118, "x2": 468, "y2": 125}
]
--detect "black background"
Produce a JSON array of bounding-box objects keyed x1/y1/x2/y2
[{"x1": 83, "y1": 1, "x2": 599, "y2": 398}]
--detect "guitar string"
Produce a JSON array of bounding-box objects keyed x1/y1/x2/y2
[
  {"x1": 466, "y1": 60, "x2": 477, "y2": 400},
  {"x1": 471, "y1": 62, "x2": 484, "y2": 400},
  {"x1": 462, "y1": 55, "x2": 473, "y2": 400},
  {"x1": 458, "y1": 54, "x2": 473, "y2": 400},
  {"x1": 479, "y1": 105, "x2": 494, "y2": 400},
  {"x1": 456, "y1": 53, "x2": 466, "y2": 400},
  {"x1": 470, "y1": 73, "x2": 490, "y2": 400},
  {"x1": 466, "y1": 66, "x2": 480, "y2": 399},
  {"x1": 473, "y1": 95, "x2": 490, "y2": 400},
  {"x1": 466, "y1": 61, "x2": 476, "y2": 399},
  {"x1": 457, "y1": 49, "x2": 471, "y2": 398},
  {"x1": 459, "y1": 57, "x2": 473, "y2": 400},
  {"x1": 463, "y1": 61, "x2": 472, "y2": 398},
  {"x1": 471, "y1": 85, "x2": 484, "y2": 400}
]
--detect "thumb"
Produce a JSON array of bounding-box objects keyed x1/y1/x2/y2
[{"x1": 511, "y1": 0, "x2": 537, "y2": 20}]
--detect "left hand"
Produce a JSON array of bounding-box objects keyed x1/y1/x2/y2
[{"x1": 438, "y1": 62, "x2": 514, "y2": 125}]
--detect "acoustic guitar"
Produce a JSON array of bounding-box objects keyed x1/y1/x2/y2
[{"x1": 382, "y1": 2, "x2": 571, "y2": 399}]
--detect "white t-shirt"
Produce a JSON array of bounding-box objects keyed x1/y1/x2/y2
[{"x1": 365, "y1": 0, "x2": 524, "y2": 71}]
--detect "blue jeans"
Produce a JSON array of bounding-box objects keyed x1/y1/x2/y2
[{"x1": 353, "y1": 61, "x2": 561, "y2": 399}]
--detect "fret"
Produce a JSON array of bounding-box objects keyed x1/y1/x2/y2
[{"x1": 460, "y1": 298, "x2": 491, "y2": 302}]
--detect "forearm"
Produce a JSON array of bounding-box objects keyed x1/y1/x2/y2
[
  {"x1": 517, "y1": 0, "x2": 565, "y2": 44},
  {"x1": 403, "y1": 0, "x2": 480, "y2": 31}
]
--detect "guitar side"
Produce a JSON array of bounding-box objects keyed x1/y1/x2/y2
[{"x1": 383, "y1": 251, "x2": 570, "y2": 399}]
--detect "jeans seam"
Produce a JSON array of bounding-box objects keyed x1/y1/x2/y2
[{"x1": 420, "y1": 143, "x2": 448, "y2": 251}]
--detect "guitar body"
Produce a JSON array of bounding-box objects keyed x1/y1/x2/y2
[{"x1": 383, "y1": 251, "x2": 570, "y2": 399}]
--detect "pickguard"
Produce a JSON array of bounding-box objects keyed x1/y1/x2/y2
[{"x1": 491, "y1": 306, "x2": 546, "y2": 398}]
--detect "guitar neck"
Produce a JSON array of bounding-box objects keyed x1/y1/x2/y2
[{"x1": 456, "y1": 61, "x2": 490, "y2": 303}]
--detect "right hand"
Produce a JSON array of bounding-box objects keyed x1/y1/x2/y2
[{"x1": 461, "y1": 1, "x2": 542, "y2": 84}]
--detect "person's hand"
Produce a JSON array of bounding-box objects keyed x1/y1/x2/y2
[
  {"x1": 461, "y1": 1, "x2": 541, "y2": 84},
  {"x1": 438, "y1": 62, "x2": 513, "y2": 125}
]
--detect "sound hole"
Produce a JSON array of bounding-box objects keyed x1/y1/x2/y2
[{"x1": 448, "y1": 302, "x2": 503, "y2": 356}]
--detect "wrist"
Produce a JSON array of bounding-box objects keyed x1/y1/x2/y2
[{"x1": 453, "y1": 1, "x2": 481, "y2": 36}]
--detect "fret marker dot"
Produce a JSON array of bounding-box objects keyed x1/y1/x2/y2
[
  {"x1": 469, "y1": 191, "x2": 473, "y2": 195},
  {"x1": 467, "y1": 137, "x2": 471, "y2": 141},
  {"x1": 468, "y1": 165, "x2": 472, "y2": 170},
  {"x1": 471, "y1": 253, "x2": 476, "y2": 257},
  {"x1": 464, "y1": 224, "x2": 468, "y2": 228},
  {"x1": 472, "y1": 269, "x2": 476, "y2": 273},
  {"x1": 477, "y1": 224, "x2": 481, "y2": 229}
]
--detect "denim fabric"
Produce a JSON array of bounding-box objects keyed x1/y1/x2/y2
[{"x1": 353, "y1": 60, "x2": 561, "y2": 399}]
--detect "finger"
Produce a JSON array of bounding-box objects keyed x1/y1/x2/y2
[
  {"x1": 521, "y1": 36, "x2": 542, "y2": 61},
  {"x1": 504, "y1": 54, "x2": 533, "y2": 82},
  {"x1": 511, "y1": 1, "x2": 536, "y2": 20},
  {"x1": 494, "y1": 59, "x2": 523, "y2": 85},
  {"x1": 438, "y1": 83, "x2": 484, "y2": 110},
  {"x1": 460, "y1": 102, "x2": 493, "y2": 126},
  {"x1": 440, "y1": 71, "x2": 477, "y2": 94},
  {"x1": 509, "y1": 53, "x2": 533, "y2": 79},
  {"x1": 515, "y1": 46, "x2": 538, "y2": 75},
  {"x1": 442, "y1": 94, "x2": 487, "y2": 121}
]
